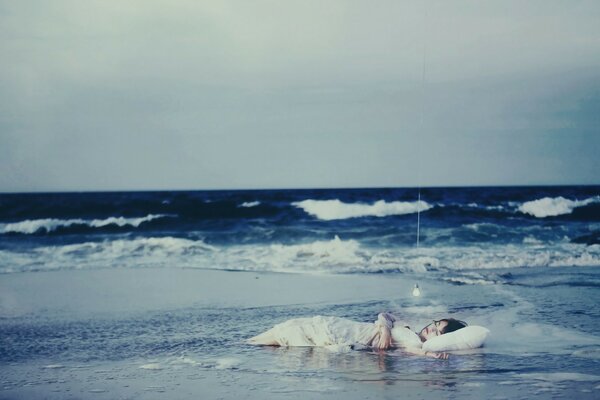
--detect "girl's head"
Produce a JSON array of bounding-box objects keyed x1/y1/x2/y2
[{"x1": 419, "y1": 318, "x2": 468, "y2": 342}]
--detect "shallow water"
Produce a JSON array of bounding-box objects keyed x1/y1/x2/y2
[
  {"x1": 1, "y1": 267, "x2": 599, "y2": 399},
  {"x1": 1, "y1": 186, "x2": 599, "y2": 398}
]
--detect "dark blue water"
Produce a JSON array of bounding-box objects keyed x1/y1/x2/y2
[
  {"x1": 1, "y1": 187, "x2": 599, "y2": 242},
  {"x1": 1, "y1": 186, "x2": 599, "y2": 275}
]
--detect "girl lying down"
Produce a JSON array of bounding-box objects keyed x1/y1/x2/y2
[{"x1": 248, "y1": 313, "x2": 489, "y2": 359}]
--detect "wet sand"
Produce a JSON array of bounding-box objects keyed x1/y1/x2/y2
[
  {"x1": 1, "y1": 268, "x2": 423, "y2": 400},
  {"x1": 1, "y1": 268, "x2": 599, "y2": 399}
]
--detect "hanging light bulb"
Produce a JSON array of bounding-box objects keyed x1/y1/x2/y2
[{"x1": 412, "y1": 283, "x2": 421, "y2": 297}]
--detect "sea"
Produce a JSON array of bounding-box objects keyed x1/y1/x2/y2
[{"x1": 1, "y1": 186, "x2": 599, "y2": 399}]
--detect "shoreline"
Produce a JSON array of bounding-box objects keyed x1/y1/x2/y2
[{"x1": 0, "y1": 267, "x2": 422, "y2": 319}]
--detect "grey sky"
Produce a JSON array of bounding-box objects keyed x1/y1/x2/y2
[{"x1": 1, "y1": 0, "x2": 599, "y2": 192}]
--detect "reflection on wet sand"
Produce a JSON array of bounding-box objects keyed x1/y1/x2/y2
[{"x1": 258, "y1": 345, "x2": 487, "y2": 389}]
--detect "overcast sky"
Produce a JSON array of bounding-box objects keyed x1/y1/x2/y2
[{"x1": 1, "y1": 0, "x2": 599, "y2": 192}]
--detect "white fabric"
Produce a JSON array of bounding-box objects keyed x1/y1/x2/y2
[
  {"x1": 422, "y1": 326, "x2": 489, "y2": 352},
  {"x1": 375, "y1": 313, "x2": 394, "y2": 329},
  {"x1": 256, "y1": 316, "x2": 375, "y2": 347},
  {"x1": 249, "y1": 315, "x2": 489, "y2": 353},
  {"x1": 391, "y1": 326, "x2": 423, "y2": 349}
]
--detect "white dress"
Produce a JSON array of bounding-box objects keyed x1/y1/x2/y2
[{"x1": 248, "y1": 314, "x2": 423, "y2": 350}]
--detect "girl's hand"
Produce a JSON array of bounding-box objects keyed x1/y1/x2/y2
[{"x1": 376, "y1": 325, "x2": 392, "y2": 350}]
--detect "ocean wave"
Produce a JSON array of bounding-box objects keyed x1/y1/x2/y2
[
  {"x1": 516, "y1": 372, "x2": 600, "y2": 383},
  {"x1": 293, "y1": 199, "x2": 432, "y2": 221},
  {"x1": 0, "y1": 235, "x2": 386, "y2": 274},
  {"x1": 465, "y1": 203, "x2": 506, "y2": 212},
  {"x1": 0, "y1": 237, "x2": 217, "y2": 273},
  {"x1": 572, "y1": 231, "x2": 600, "y2": 245},
  {"x1": 0, "y1": 214, "x2": 169, "y2": 234},
  {"x1": 518, "y1": 196, "x2": 600, "y2": 218},
  {"x1": 441, "y1": 271, "x2": 505, "y2": 285},
  {"x1": 463, "y1": 223, "x2": 502, "y2": 232},
  {"x1": 239, "y1": 201, "x2": 261, "y2": 208},
  {"x1": 1, "y1": 236, "x2": 599, "y2": 276},
  {"x1": 263, "y1": 235, "x2": 374, "y2": 272}
]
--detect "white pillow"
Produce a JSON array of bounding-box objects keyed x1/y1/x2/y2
[{"x1": 422, "y1": 326, "x2": 489, "y2": 352}]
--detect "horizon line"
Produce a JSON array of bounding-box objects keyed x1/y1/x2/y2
[{"x1": 1, "y1": 182, "x2": 599, "y2": 195}]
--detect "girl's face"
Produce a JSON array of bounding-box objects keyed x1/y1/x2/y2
[{"x1": 419, "y1": 320, "x2": 448, "y2": 342}]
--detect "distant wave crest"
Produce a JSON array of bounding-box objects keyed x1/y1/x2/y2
[
  {"x1": 518, "y1": 196, "x2": 600, "y2": 218},
  {"x1": 239, "y1": 201, "x2": 261, "y2": 208},
  {"x1": 293, "y1": 199, "x2": 432, "y2": 221},
  {"x1": 0, "y1": 214, "x2": 168, "y2": 234}
]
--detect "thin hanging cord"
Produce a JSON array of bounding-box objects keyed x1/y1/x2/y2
[
  {"x1": 417, "y1": 188, "x2": 421, "y2": 248},
  {"x1": 416, "y1": 4, "x2": 427, "y2": 250}
]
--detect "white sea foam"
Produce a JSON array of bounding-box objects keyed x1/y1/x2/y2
[
  {"x1": 0, "y1": 237, "x2": 217, "y2": 273},
  {"x1": 572, "y1": 348, "x2": 600, "y2": 360},
  {"x1": 169, "y1": 357, "x2": 201, "y2": 366},
  {"x1": 1, "y1": 237, "x2": 599, "y2": 275},
  {"x1": 139, "y1": 363, "x2": 162, "y2": 370},
  {"x1": 518, "y1": 196, "x2": 600, "y2": 218},
  {"x1": 0, "y1": 214, "x2": 168, "y2": 234},
  {"x1": 266, "y1": 235, "x2": 365, "y2": 272},
  {"x1": 517, "y1": 372, "x2": 600, "y2": 383},
  {"x1": 443, "y1": 276, "x2": 496, "y2": 285},
  {"x1": 523, "y1": 236, "x2": 544, "y2": 245},
  {"x1": 239, "y1": 201, "x2": 261, "y2": 208},
  {"x1": 214, "y1": 357, "x2": 241, "y2": 370},
  {"x1": 293, "y1": 199, "x2": 432, "y2": 221},
  {"x1": 43, "y1": 364, "x2": 65, "y2": 369},
  {"x1": 403, "y1": 305, "x2": 448, "y2": 314},
  {"x1": 485, "y1": 317, "x2": 600, "y2": 357},
  {"x1": 463, "y1": 223, "x2": 502, "y2": 233}
]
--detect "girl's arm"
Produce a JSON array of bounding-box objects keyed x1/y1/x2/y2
[{"x1": 368, "y1": 312, "x2": 397, "y2": 350}]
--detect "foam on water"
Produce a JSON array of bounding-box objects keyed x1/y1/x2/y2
[
  {"x1": 214, "y1": 357, "x2": 241, "y2": 370},
  {"x1": 139, "y1": 363, "x2": 162, "y2": 370},
  {"x1": 518, "y1": 196, "x2": 600, "y2": 218},
  {"x1": 523, "y1": 236, "x2": 544, "y2": 245},
  {"x1": 572, "y1": 348, "x2": 600, "y2": 360},
  {"x1": 517, "y1": 373, "x2": 600, "y2": 383},
  {"x1": 442, "y1": 275, "x2": 498, "y2": 285},
  {"x1": 169, "y1": 357, "x2": 201, "y2": 366},
  {"x1": 402, "y1": 305, "x2": 448, "y2": 315},
  {"x1": 464, "y1": 223, "x2": 501, "y2": 232},
  {"x1": 293, "y1": 199, "x2": 432, "y2": 220},
  {"x1": 0, "y1": 214, "x2": 168, "y2": 234},
  {"x1": 1, "y1": 236, "x2": 599, "y2": 275},
  {"x1": 477, "y1": 285, "x2": 600, "y2": 358},
  {"x1": 239, "y1": 201, "x2": 261, "y2": 208},
  {"x1": 43, "y1": 364, "x2": 65, "y2": 369},
  {"x1": 266, "y1": 235, "x2": 365, "y2": 272}
]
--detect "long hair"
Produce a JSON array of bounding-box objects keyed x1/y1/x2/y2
[{"x1": 440, "y1": 318, "x2": 468, "y2": 334}]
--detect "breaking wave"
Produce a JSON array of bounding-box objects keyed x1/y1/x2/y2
[
  {"x1": 239, "y1": 201, "x2": 261, "y2": 208},
  {"x1": 518, "y1": 196, "x2": 600, "y2": 218},
  {"x1": 293, "y1": 199, "x2": 432, "y2": 221},
  {"x1": 0, "y1": 214, "x2": 169, "y2": 235},
  {"x1": 1, "y1": 236, "x2": 598, "y2": 275}
]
